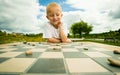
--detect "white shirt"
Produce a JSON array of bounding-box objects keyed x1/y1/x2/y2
[{"x1": 43, "y1": 22, "x2": 68, "y2": 39}]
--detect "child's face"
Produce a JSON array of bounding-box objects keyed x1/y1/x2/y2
[{"x1": 46, "y1": 7, "x2": 63, "y2": 26}]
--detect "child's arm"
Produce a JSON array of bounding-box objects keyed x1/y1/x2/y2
[
  {"x1": 58, "y1": 22, "x2": 68, "y2": 42},
  {"x1": 47, "y1": 38, "x2": 61, "y2": 43}
]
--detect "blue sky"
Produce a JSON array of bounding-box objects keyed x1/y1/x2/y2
[
  {"x1": 0, "y1": 0, "x2": 120, "y2": 34},
  {"x1": 39, "y1": 0, "x2": 80, "y2": 12}
]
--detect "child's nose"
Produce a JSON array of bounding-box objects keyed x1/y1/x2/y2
[{"x1": 53, "y1": 15, "x2": 57, "y2": 19}]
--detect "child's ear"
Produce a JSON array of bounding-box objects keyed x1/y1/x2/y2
[{"x1": 46, "y1": 16, "x2": 49, "y2": 19}]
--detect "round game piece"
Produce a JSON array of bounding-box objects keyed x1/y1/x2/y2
[
  {"x1": 23, "y1": 42, "x2": 27, "y2": 44},
  {"x1": 25, "y1": 50, "x2": 32, "y2": 55},
  {"x1": 113, "y1": 50, "x2": 120, "y2": 54},
  {"x1": 107, "y1": 58, "x2": 120, "y2": 67},
  {"x1": 83, "y1": 48, "x2": 88, "y2": 50},
  {"x1": 53, "y1": 47, "x2": 61, "y2": 50},
  {"x1": 32, "y1": 44, "x2": 35, "y2": 46},
  {"x1": 28, "y1": 43, "x2": 30, "y2": 45},
  {"x1": 13, "y1": 44, "x2": 17, "y2": 46},
  {"x1": 53, "y1": 48, "x2": 56, "y2": 50}
]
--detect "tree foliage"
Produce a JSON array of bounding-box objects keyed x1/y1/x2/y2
[
  {"x1": 84, "y1": 29, "x2": 120, "y2": 40},
  {"x1": 70, "y1": 20, "x2": 93, "y2": 38}
]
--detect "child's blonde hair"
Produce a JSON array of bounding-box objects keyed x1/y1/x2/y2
[{"x1": 46, "y1": 2, "x2": 62, "y2": 14}]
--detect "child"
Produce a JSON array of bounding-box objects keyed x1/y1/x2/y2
[{"x1": 43, "y1": 2, "x2": 72, "y2": 43}]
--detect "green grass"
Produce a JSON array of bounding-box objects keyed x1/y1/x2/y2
[
  {"x1": 0, "y1": 36, "x2": 46, "y2": 44},
  {"x1": 1, "y1": 35, "x2": 120, "y2": 47}
]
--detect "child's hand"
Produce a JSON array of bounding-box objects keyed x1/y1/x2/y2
[{"x1": 58, "y1": 21, "x2": 63, "y2": 28}]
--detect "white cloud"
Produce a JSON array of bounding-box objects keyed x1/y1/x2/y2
[
  {"x1": 39, "y1": 5, "x2": 46, "y2": 11},
  {"x1": 64, "y1": 0, "x2": 120, "y2": 33},
  {"x1": 0, "y1": 0, "x2": 120, "y2": 34},
  {"x1": 62, "y1": 11, "x2": 82, "y2": 28},
  {"x1": 66, "y1": 0, "x2": 104, "y2": 11},
  {"x1": 0, "y1": 0, "x2": 41, "y2": 33}
]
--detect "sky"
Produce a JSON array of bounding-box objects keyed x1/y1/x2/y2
[{"x1": 0, "y1": 0, "x2": 120, "y2": 34}]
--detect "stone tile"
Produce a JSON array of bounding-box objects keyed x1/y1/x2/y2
[
  {"x1": 48, "y1": 46, "x2": 62, "y2": 49},
  {"x1": 93, "y1": 57, "x2": 120, "y2": 72},
  {"x1": 60, "y1": 43, "x2": 72, "y2": 46},
  {"x1": 70, "y1": 72, "x2": 114, "y2": 75},
  {"x1": 0, "y1": 73, "x2": 20, "y2": 75},
  {"x1": 101, "y1": 51, "x2": 120, "y2": 57},
  {"x1": 116, "y1": 73, "x2": 120, "y2": 75},
  {"x1": 0, "y1": 48, "x2": 18, "y2": 52},
  {"x1": 23, "y1": 46, "x2": 35, "y2": 49},
  {"x1": 0, "y1": 58, "x2": 36, "y2": 72},
  {"x1": 74, "y1": 46, "x2": 86, "y2": 49},
  {"x1": 83, "y1": 52, "x2": 111, "y2": 57},
  {"x1": 62, "y1": 48, "x2": 79, "y2": 52},
  {"x1": 27, "y1": 58, "x2": 66, "y2": 73},
  {"x1": 66, "y1": 58, "x2": 109, "y2": 73},
  {"x1": 93, "y1": 48, "x2": 110, "y2": 51},
  {"x1": 0, "y1": 52, "x2": 23, "y2": 57},
  {"x1": 13, "y1": 48, "x2": 29, "y2": 52},
  {"x1": 15, "y1": 52, "x2": 41, "y2": 58},
  {"x1": 0, "y1": 58, "x2": 10, "y2": 63},
  {"x1": 46, "y1": 48, "x2": 61, "y2": 52},
  {"x1": 61, "y1": 45, "x2": 73, "y2": 48},
  {"x1": 0, "y1": 45, "x2": 10, "y2": 49},
  {"x1": 36, "y1": 45, "x2": 50, "y2": 48},
  {"x1": 40, "y1": 52, "x2": 64, "y2": 58},
  {"x1": 22, "y1": 74, "x2": 68, "y2": 75},
  {"x1": 63, "y1": 52, "x2": 89, "y2": 58},
  {"x1": 0, "y1": 48, "x2": 4, "y2": 50},
  {"x1": 31, "y1": 48, "x2": 46, "y2": 52},
  {"x1": 0, "y1": 52, "x2": 5, "y2": 54}
]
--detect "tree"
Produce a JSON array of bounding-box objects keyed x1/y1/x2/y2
[
  {"x1": 118, "y1": 29, "x2": 120, "y2": 34},
  {"x1": 70, "y1": 20, "x2": 93, "y2": 38},
  {"x1": 70, "y1": 23, "x2": 79, "y2": 37}
]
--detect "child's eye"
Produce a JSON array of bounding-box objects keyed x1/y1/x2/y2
[
  {"x1": 49, "y1": 15, "x2": 54, "y2": 17},
  {"x1": 56, "y1": 14, "x2": 60, "y2": 16}
]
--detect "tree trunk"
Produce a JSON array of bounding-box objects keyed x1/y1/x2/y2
[{"x1": 79, "y1": 32, "x2": 82, "y2": 38}]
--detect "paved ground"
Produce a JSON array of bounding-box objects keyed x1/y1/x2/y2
[{"x1": 0, "y1": 42, "x2": 120, "y2": 75}]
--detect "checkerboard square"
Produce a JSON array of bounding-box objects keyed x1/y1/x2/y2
[
  {"x1": 0, "y1": 58, "x2": 36, "y2": 72},
  {"x1": 40, "y1": 52, "x2": 64, "y2": 58},
  {"x1": 83, "y1": 52, "x2": 111, "y2": 57},
  {"x1": 0, "y1": 58, "x2": 10, "y2": 63},
  {"x1": 0, "y1": 52, "x2": 23, "y2": 58},
  {"x1": 31, "y1": 48, "x2": 46, "y2": 52},
  {"x1": 27, "y1": 58, "x2": 66, "y2": 73},
  {"x1": 62, "y1": 48, "x2": 79, "y2": 52},
  {"x1": 66, "y1": 58, "x2": 109, "y2": 73}
]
